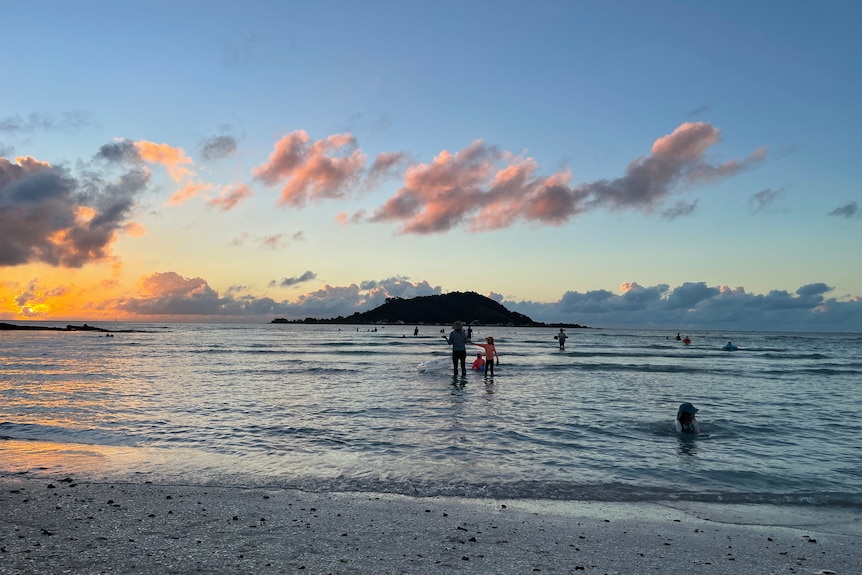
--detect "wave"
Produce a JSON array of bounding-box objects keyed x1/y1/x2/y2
[
  {"x1": 183, "y1": 474, "x2": 862, "y2": 509},
  {"x1": 0, "y1": 422, "x2": 138, "y2": 447}
]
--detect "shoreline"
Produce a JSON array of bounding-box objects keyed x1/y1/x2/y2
[{"x1": 2, "y1": 475, "x2": 858, "y2": 574}]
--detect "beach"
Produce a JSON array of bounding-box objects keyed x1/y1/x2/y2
[
  {"x1": 3, "y1": 325, "x2": 861, "y2": 573},
  {"x1": 2, "y1": 474, "x2": 858, "y2": 575}
]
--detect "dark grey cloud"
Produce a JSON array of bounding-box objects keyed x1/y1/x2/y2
[
  {"x1": 95, "y1": 140, "x2": 142, "y2": 164},
  {"x1": 748, "y1": 188, "x2": 784, "y2": 214},
  {"x1": 828, "y1": 201, "x2": 859, "y2": 218},
  {"x1": 272, "y1": 270, "x2": 317, "y2": 288},
  {"x1": 0, "y1": 148, "x2": 150, "y2": 267},
  {"x1": 116, "y1": 272, "x2": 241, "y2": 316},
  {"x1": 505, "y1": 281, "x2": 860, "y2": 332},
  {"x1": 0, "y1": 111, "x2": 93, "y2": 135},
  {"x1": 686, "y1": 104, "x2": 711, "y2": 117},
  {"x1": 200, "y1": 135, "x2": 237, "y2": 161},
  {"x1": 662, "y1": 199, "x2": 698, "y2": 220}
]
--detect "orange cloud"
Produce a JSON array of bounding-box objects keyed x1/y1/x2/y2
[
  {"x1": 123, "y1": 221, "x2": 147, "y2": 237},
  {"x1": 130, "y1": 140, "x2": 222, "y2": 206},
  {"x1": 168, "y1": 182, "x2": 214, "y2": 206},
  {"x1": 133, "y1": 140, "x2": 194, "y2": 182},
  {"x1": 0, "y1": 277, "x2": 113, "y2": 320}
]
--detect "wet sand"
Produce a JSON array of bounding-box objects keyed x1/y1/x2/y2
[{"x1": 1, "y1": 474, "x2": 858, "y2": 574}]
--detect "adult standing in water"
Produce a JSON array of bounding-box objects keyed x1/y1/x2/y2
[
  {"x1": 557, "y1": 328, "x2": 568, "y2": 350},
  {"x1": 442, "y1": 321, "x2": 468, "y2": 376}
]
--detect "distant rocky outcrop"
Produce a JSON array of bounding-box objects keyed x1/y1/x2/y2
[
  {"x1": 272, "y1": 291, "x2": 588, "y2": 328},
  {"x1": 0, "y1": 322, "x2": 151, "y2": 333}
]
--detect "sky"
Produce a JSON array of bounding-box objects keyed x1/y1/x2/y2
[{"x1": 1, "y1": 0, "x2": 860, "y2": 332}]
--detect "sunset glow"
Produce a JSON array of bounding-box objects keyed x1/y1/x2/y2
[{"x1": 1, "y1": 2, "x2": 859, "y2": 330}]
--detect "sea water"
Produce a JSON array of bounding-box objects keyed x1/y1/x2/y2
[{"x1": 2, "y1": 323, "x2": 860, "y2": 511}]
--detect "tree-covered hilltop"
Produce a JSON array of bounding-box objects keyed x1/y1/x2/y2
[{"x1": 272, "y1": 291, "x2": 588, "y2": 328}]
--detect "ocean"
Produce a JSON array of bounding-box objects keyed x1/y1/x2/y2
[{"x1": 2, "y1": 323, "x2": 861, "y2": 512}]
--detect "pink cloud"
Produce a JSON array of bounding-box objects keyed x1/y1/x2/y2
[
  {"x1": 207, "y1": 183, "x2": 253, "y2": 211},
  {"x1": 365, "y1": 122, "x2": 766, "y2": 234},
  {"x1": 168, "y1": 182, "x2": 214, "y2": 206},
  {"x1": 368, "y1": 141, "x2": 502, "y2": 233},
  {"x1": 253, "y1": 130, "x2": 366, "y2": 206}
]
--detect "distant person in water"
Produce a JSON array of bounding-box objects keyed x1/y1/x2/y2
[
  {"x1": 676, "y1": 333, "x2": 681, "y2": 340},
  {"x1": 676, "y1": 402, "x2": 700, "y2": 433},
  {"x1": 467, "y1": 326, "x2": 473, "y2": 341},
  {"x1": 473, "y1": 336, "x2": 499, "y2": 376},
  {"x1": 413, "y1": 326, "x2": 419, "y2": 337},
  {"x1": 472, "y1": 352, "x2": 485, "y2": 371},
  {"x1": 442, "y1": 321, "x2": 468, "y2": 376},
  {"x1": 556, "y1": 328, "x2": 568, "y2": 350}
]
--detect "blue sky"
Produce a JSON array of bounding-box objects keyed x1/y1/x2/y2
[{"x1": 1, "y1": 0, "x2": 860, "y2": 331}]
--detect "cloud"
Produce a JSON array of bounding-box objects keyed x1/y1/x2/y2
[
  {"x1": 109, "y1": 273, "x2": 441, "y2": 320},
  {"x1": 259, "y1": 234, "x2": 288, "y2": 249},
  {"x1": 8, "y1": 281, "x2": 70, "y2": 317},
  {"x1": 365, "y1": 122, "x2": 766, "y2": 234},
  {"x1": 0, "y1": 154, "x2": 148, "y2": 267},
  {"x1": 336, "y1": 209, "x2": 366, "y2": 227},
  {"x1": 97, "y1": 138, "x2": 235, "y2": 207},
  {"x1": 134, "y1": 141, "x2": 194, "y2": 180},
  {"x1": 749, "y1": 188, "x2": 785, "y2": 214},
  {"x1": 230, "y1": 230, "x2": 304, "y2": 250},
  {"x1": 271, "y1": 270, "x2": 317, "y2": 288},
  {"x1": 6, "y1": 272, "x2": 859, "y2": 332},
  {"x1": 96, "y1": 140, "x2": 142, "y2": 163},
  {"x1": 253, "y1": 130, "x2": 367, "y2": 206},
  {"x1": 662, "y1": 200, "x2": 698, "y2": 220},
  {"x1": 0, "y1": 111, "x2": 93, "y2": 135},
  {"x1": 207, "y1": 183, "x2": 252, "y2": 211},
  {"x1": 200, "y1": 135, "x2": 237, "y2": 161},
  {"x1": 686, "y1": 104, "x2": 711, "y2": 117},
  {"x1": 828, "y1": 201, "x2": 859, "y2": 218},
  {"x1": 504, "y1": 280, "x2": 861, "y2": 332},
  {"x1": 364, "y1": 151, "x2": 409, "y2": 188},
  {"x1": 283, "y1": 277, "x2": 442, "y2": 319},
  {"x1": 116, "y1": 272, "x2": 243, "y2": 316}
]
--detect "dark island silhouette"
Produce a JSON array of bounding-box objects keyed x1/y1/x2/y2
[
  {"x1": 0, "y1": 322, "x2": 151, "y2": 333},
  {"x1": 1, "y1": 292, "x2": 588, "y2": 331},
  {"x1": 271, "y1": 291, "x2": 588, "y2": 328}
]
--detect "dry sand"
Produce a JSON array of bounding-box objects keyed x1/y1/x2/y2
[{"x1": 1, "y1": 474, "x2": 858, "y2": 574}]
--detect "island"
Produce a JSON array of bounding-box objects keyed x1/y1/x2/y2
[{"x1": 272, "y1": 291, "x2": 588, "y2": 328}]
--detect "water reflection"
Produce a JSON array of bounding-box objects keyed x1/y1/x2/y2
[{"x1": 677, "y1": 434, "x2": 698, "y2": 456}]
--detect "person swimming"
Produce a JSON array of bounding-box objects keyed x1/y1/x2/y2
[{"x1": 676, "y1": 402, "x2": 699, "y2": 433}]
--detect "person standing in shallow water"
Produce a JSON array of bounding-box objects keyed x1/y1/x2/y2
[
  {"x1": 442, "y1": 321, "x2": 468, "y2": 376},
  {"x1": 557, "y1": 328, "x2": 568, "y2": 350},
  {"x1": 473, "y1": 336, "x2": 499, "y2": 376}
]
